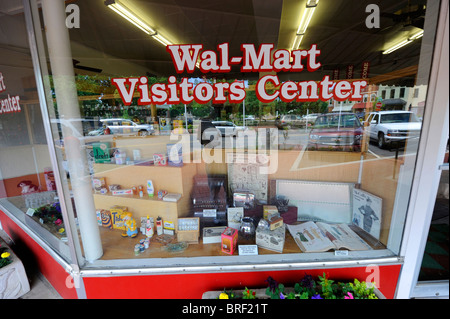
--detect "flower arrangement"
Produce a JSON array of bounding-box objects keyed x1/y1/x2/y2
[
  {"x1": 32, "y1": 202, "x2": 65, "y2": 235},
  {"x1": 33, "y1": 202, "x2": 63, "y2": 226},
  {"x1": 218, "y1": 273, "x2": 379, "y2": 299},
  {"x1": 0, "y1": 245, "x2": 12, "y2": 269}
]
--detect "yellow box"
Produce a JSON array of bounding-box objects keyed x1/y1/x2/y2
[
  {"x1": 110, "y1": 205, "x2": 129, "y2": 230},
  {"x1": 263, "y1": 205, "x2": 278, "y2": 220}
]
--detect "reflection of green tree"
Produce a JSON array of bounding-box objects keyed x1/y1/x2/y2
[{"x1": 63, "y1": 75, "x2": 330, "y2": 120}]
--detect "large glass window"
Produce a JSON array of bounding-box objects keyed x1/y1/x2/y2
[
  {"x1": 0, "y1": 0, "x2": 72, "y2": 262},
  {"x1": 21, "y1": 0, "x2": 440, "y2": 269}
]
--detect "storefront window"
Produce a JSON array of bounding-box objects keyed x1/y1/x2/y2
[
  {"x1": 0, "y1": 1, "x2": 72, "y2": 262},
  {"x1": 23, "y1": 0, "x2": 440, "y2": 269}
]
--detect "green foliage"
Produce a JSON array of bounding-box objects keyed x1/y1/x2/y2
[
  {"x1": 0, "y1": 247, "x2": 12, "y2": 269},
  {"x1": 349, "y1": 279, "x2": 378, "y2": 299},
  {"x1": 242, "y1": 287, "x2": 256, "y2": 299}
]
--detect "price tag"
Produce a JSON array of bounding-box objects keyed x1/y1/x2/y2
[
  {"x1": 203, "y1": 209, "x2": 217, "y2": 218},
  {"x1": 334, "y1": 250, "x2": 349, "y2": 256},
  {"x1": 26, "y1": 208, "x2": 35, "y2": 217},
  {"x1": 238, "y1": 245, "x2": 258, "y2": 256}
]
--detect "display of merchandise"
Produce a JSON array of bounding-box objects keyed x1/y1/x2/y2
[
  {"x1": 233, "y1": 192, "x2": 255, "y2": 209},
  {"x1": 156, "y1": 216, "x2": 163, "y2": 235},
  {"x1": 202, "y1": 226, "x2": 227, "y2": 244},
  {"x1": 191, "y1": 175, "x2": 227, "y2": 210},
  {"x1": 162, "y1": 193, "x2": 181, "y2": 202},
  {"x1": 146, "y1": 180, "x2": 154, "y2": 197},
  {"x1": 167, "y1": 143, "x2": 183, "y2": 167}
]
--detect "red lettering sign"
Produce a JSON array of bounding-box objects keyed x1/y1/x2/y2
[
  {"x1": 360, "y1": 61, "x2": 370, "y2": 79},
  {"x1": 346, "y1": 65, "x2": 354, "y2": 79}
]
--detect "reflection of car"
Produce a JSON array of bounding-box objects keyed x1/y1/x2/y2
[
  {"x1": 301, "y1": 114, "x2": 320, "y2": 126},
  {"x1": 90, "y1": 118, "x2": 154, "y2": 136},
  {"x1": 244, "y1": 115, "x2": 257, "y2": 125},
  {"x1": 275, "y1": 115, "x2": 303, "y2": 129},
  {"x1": 199, "y1": 120, "x2": 221, "y2": 147},
  {"x1": 365, "y1": 111, "x2": 421, "y2": 149},
  {"x1": 307, "y1": 113, "x2": 363, "y2": 151},
  {"x1": 212, "y1": 121, "x2": 247, "y2": 137}
]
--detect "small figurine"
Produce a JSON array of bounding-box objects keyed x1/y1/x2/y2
[
  {"x1": 121, "y1": 213, "x2": 138, "y2": 238},
  {"x1": 17, "y1": 180, "x2": 39, "y2": 194}
]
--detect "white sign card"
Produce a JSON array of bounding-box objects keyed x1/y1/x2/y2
[{"x1": 238, "y1": 245, "x2": 258, "y2": 256}]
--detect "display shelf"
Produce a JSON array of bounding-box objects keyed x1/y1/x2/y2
[
  {"x1": 96, "y1": 224, "x2": 386, "y2": 260},
  {"x1": 92, "y1": 160, "x2": 198, "y2": 231}
]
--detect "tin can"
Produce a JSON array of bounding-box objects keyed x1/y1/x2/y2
[{"x1": 134, "y1": 244, "x2": 140, "y2": 256}]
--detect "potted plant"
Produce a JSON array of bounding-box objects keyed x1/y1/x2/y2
[
  {"x1": 0, "y1": 232, "x2": 30, "y2": 299},
  {"x1": 203, "y1": 273, "x2": 384, "y2": 299}
]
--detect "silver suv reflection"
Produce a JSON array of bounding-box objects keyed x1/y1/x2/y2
[{"x1": 89, "y1": 118, "x2": 155, "y2": 136}]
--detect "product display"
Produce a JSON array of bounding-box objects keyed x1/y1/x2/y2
[{"x1": 89, "y1": 139, "x2": 377, "y2": 257}]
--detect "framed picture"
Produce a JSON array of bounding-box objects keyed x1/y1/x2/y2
[
  {"x1": 227, "y1": 207, "x2": 244, "y2": 229},
  {"x1": 352, "y1": 189, "x2": 382, "y2": 239}
]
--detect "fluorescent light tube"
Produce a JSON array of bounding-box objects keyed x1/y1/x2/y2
[
  {"x1": 153, "y1": 34, "x2": 172, "y2": 46},
  {"x1": 383, "y1": 30, "x2": 424, "y2": 54},
  {"x1": 291, "y1": 0, "x2": 319, "y2": 50},
  {"x1": 106, "y1": 0, "x2": 176, "y2": 48},
  {"x1": 107, "y1": 2, "x2": 156, "y2": 35}
]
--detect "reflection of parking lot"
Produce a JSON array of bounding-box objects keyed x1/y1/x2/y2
[{"x1": 201, "y1": 125, "x2": 420, "y2": 159}]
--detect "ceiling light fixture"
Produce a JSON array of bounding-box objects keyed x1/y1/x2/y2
[
  {"x1": 382, "y1": 30, "x2": 424, "y2": 55},
  {"x1": 291, "y1": 0, "x2": 319, "y2": 50},
  {"x1": 104, "y1": 0, "x2": 173, "y2": 46}
]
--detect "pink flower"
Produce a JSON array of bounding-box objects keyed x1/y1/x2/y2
[
  {"x1": 344, "y1": 292, "x2": 354, "y2": 299},
  {"x1": 54, "y1": 219, "x2": 62, "y2": 226}
]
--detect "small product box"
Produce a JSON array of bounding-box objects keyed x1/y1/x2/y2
[
  {"x1": 167, "y1": 143, "x2": 183, "y2": 167},
  {"x1": 93, "y1": 142, "x2": 112, "y2": 163},
  {"x1": 221, "y1": 227, "x2": 238, "y2": 255},
  {"x1": 111, "y1": 189, "x2": 134, "y2": 196},
  {"x1": 92, "y1": 177, "x2": 107, "y2": 194},
  {"x1": 110, "y1": 205, "x2": 129, "y2": 230},
  {"x1": 203, "y1": 226, "x2": 227, "y2": 244},
  {"x1": 263, "y1": 205, "x2": 279, "y2": 220},
  {"x1": 268, "y1": 214, "x2": 284, "y2": 231},
  {"x1": 177, "y1": 217, "x2": 200, "y2": 244},
  {"x1": 153, "y1": 153, "x2": 167, "y2": 166},
  {"x1": 100, "y1": 210, "x2": 113, "y2": 229}
]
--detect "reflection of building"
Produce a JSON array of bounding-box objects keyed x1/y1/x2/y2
[{"x1": 328, "y1": 84, "x2": 428, "y2": 118}]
